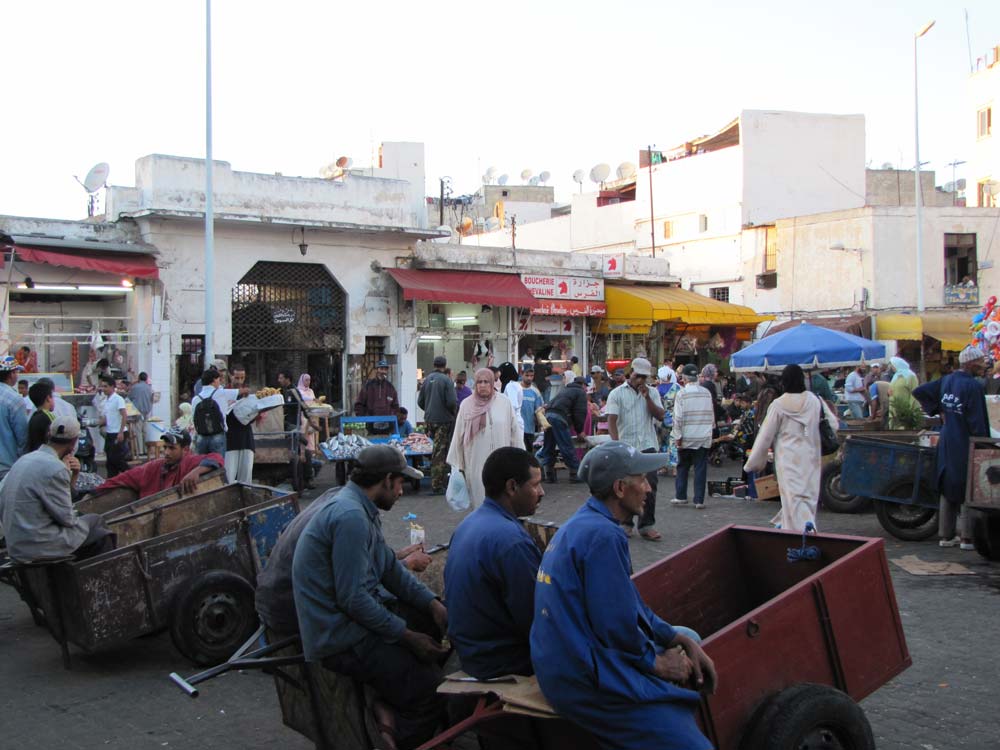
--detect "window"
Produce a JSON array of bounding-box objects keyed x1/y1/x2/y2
[
  {"x1": 709, "y1": 287, "x2": 730, "y2": 303},
  {"x1": 944, "y1": 233, "x2": 977, "y2": 286},
  {"x1": 979, "y1": 180, "x2": 999, "y2": 208},
  {"x1": 663, "y1": 220, "x2": 673, "y2": 239},
  {"x1": 763, "y1": 226, "x2": 778, "y2": 272},
  {"x1": 698, "y1": 214, "x2": 708, "y2": 233},
  {"x1": 978, "y1": 106, "x2": 993, "y2": 139}
]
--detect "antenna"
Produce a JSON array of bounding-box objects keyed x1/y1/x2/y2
[
  {"x1": 616, "y1": 161, "x2": 637, "y2": 181},
  {"x1": 73, "y1": 162, "x2": 110, "y2": 217},
  {"x1": 497, "y1": 174, "x2": 509, "y2": 186},
  {"x1": 572, "y1": 169, "x2": 585, "y2": 194},
  {"x1": 520, "y1": 169, "x2": 533, "y2": 184},
  {"x1": 589, "y1": 163, "x2": 611, "y2": 187}
]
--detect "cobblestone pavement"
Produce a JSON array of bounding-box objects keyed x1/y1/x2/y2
[{"x1": 2, "y1": 458, "x2": 997, "y2": 749}]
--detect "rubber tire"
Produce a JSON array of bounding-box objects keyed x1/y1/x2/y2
[
  {"x1": 821, "y1": 462, "x2": 869, "y2": 514},
  {"x1": 971, "y1": 510, "x2": 1000, "y2": 561},
  {"x1": 740, "y1": 683, "x2": 874, "y2": 750},
  {"x1": 873, "y1": 479, "x2": 939, "y2": 541},
  {"x1": 170, "y1": 571, "x2": 258, "y2": 667}
]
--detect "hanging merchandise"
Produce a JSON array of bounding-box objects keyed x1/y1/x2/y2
[{"x1": 971, "y1": 294, "x2": 1000, "y2": 362}]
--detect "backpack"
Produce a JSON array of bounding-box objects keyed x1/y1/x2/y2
[{"x1": 194, "y1": 388, "x2": 225, "y2": 436}]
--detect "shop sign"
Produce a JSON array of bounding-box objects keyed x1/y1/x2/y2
[
  {"x1": 602, "y1": 254, "x2": 625, "y2": 279},
  {"x1": 531, "y1": 299, "x2": 607, "y2": 317},
  {"x1": 520, "y1": 274, "x2": 605, "y2": 301},
  {"x1": 515, "y1": 314, "x2": 575, "y2": 335}
]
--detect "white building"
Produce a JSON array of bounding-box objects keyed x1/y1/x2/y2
[{"x1": 969, "y1": 44, "x2": 999, "y2": 208}]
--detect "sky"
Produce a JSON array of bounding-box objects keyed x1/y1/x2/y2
[{"x1": 3, "y1": 1, "x2": 999, "y2": 221}]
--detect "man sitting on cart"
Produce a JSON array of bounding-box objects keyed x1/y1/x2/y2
[
  {"x1": 293, "y1": 445, "x2": 449, "y2": 750},
  {"x1": 530, "y1": 441, "x2": 717, "y2": 750},
  {"x1": 89, "y1": 430, "x2": 223, "y2": 498}
]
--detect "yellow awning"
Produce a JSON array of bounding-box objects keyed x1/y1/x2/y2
[
  {"x1": 875, "y1": 312, "x2": 972, "y2": 352},
  {"x1": 596, "y1": 285, "x2": 773, "y2": 334}
]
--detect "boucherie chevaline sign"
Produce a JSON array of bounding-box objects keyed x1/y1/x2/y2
[{"x1": 520, "y1": 274, "x2": 607, "y2": 317}]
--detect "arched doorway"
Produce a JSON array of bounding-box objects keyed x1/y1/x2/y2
[{"x1": 231, "y1": 261, "x2": 346, "y2": 405}]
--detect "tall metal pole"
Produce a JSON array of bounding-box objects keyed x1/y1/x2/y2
[
  {"x1": 913, "y1": 21, "x2": 934, "y2": 313},
  {"x1": 648, "y1": 145, "x2": 656, "y2": 258},
  {"x1": 204, "y1": 0, "x2": 216, "y2": 364}
]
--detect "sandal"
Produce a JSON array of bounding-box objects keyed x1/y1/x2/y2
[{"x1": 639, "y1": 528, "x2": 663, "y2": 542}]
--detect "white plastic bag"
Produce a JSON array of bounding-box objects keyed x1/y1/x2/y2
[{"x1": 446, "y1": 469, "x2": 470, "y2": 512}]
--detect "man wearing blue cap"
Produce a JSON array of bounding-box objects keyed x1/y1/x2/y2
[
  {"x1": 530, "y1": 441, "x2": 716, "y2": 750},
  {"x1": 355, "y1": 359, "x2": 400, "y2": 435}
]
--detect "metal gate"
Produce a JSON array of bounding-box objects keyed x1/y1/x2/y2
[{"x1": 231, "y1": 262, "x2": 346, "y2": 405}]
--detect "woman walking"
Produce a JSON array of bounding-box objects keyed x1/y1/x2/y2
[
  {"x1": 887, "y1": 357, "x2": 922, "y2": 430},
  {"x1": 447, "y1": 368, "x2": 522, "y2": 509},
  {"x1": 744, "y1": 364, "x2": 838, "y2": 531}
]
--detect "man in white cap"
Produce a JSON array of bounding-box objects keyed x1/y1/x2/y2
[
  {"x1": 605, "y1": 357, "x2": 666, "y2": 540},
  {"x1": 914, "y1": 345, "x2": 991, "y2": 550},
  {"x1": 0, "y1": 355, "x2": 29, "y2": 480},
  {"x1": 0, "y1": 414, "x2": 116, "y2": 562}
]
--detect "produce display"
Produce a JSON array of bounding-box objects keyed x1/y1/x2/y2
[
  {"x1": 320, "y1": 433, "x2": 373, "y2": 460},
  {"x1": 256, "y1": 387, "x2": 283, "y2": 398},
  {"x1": 398, "y1": 432, "x2": 433, "y2": 455}
]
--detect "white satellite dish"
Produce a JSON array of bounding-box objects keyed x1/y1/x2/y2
[
  {"x1": 529, "y1": 176, "x2": 540, "y2": 186},
  {"x1": 431, "y1": 224, "x2": 456, "y2": 244},
  {"x1": 497, "y1": 174, "x2": 509, "y2": 186},
  {"x1": 520, "y1": 169, "x2": 533, "y2": 183},
  {"x1": 538, "y1": 170, "x2": 551, "y2": 184},
  {"x1": 81, "y1": 162, "x2": 110, "y2": 193},
  {"x1": 589, "y1": 163, "x2": 611, "y2": 185},
  {"x1": 572, "y1": 169, "x2": 585, "y2": 184},
  {"x1": 485, "y1": 166, "x2": 498, "y2": 181},
  {"x1": 880, "y1": 162, "x2": 894, "y2": 170},
  {"x1": 319, "y1": 164, "x2": 339, "y2": 179},
  {"x1": 616, "y1": 161, "x2": 637, "y2": 180}
]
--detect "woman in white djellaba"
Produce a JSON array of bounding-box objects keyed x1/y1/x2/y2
[
  {"x1": 447, "y1": 367, "x2": 522, "y2": 509},
  {"x1": 744, "y1": 364, "x2": 838, "y2": 531}
]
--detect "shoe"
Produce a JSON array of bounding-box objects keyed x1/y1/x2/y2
[
  {"x1": 639, "y1": 527, "x2": 662, "y2": 541},
  {"x1": 622, "y1": 525, "x2": 635, "y2": 538},
  {"x1": 939, "y1": 537, "x2": 961, "y2": 548},
  {"x1": 670, "y1": 498, "x2": 689, "y2": 505},
  {"x1": 694, "y1": 503, "x2": 706, "y2": 510},
  {"x1": 960, "y1": 542, "x2": 976, "y2": 551}
]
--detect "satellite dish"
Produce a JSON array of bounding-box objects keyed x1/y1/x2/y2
[
  {"x1": 335, "y1": 156, "x2": 352, "y2": 169},
  {"x1": 497, "y1": 174, "x2": 509, "y2": 186},
  {"x1": 616, "y1": 161, "x2": 637, "y2": 180},
  {"x1": 485, "y1": 217, "x2": 501, "y2": 231},
  {"x1": 529, "y1": 176, "x2": 540, "y2": 186},
  {"x1": 82, "y1": 163, "x2": 110, "y2": 193},
  {"x1": 572, "y1": 170, "x2": 585, "y2": 184},
  {"x1": 460, "y1": 216, "x2": 474, "y2": 233},
  {"x1": 431, "y1": 224, "x2": 456, "y2": 244},
  {"x1": 944, "y1": 181, "x2": 956, "y2": 193},
  {"x1": 485, "y1": 166, "x2": 498, "y2": 181},
  {"x1": 538, "y1": 170, "x2": 551, "y2": 184},
  {"x1": 880, "y1": 162, "x2": 894, "y2": 170},
  {"x1": 956, "y1": 178, "x2": 967, "y2": 191},
  {"x1": 520, "y1": 169, "x2": 533, "y2": 183},
  {"x1": 589, "y1": 163, "x2": 611, "y2": 184}
]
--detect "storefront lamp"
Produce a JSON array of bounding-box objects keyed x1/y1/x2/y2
[
  {"x1": 446, "y1": 316, "x2": 477, "y2": 322},
  {"x1": 121, "y1": 278, "x2": 134, "y2": 288}
]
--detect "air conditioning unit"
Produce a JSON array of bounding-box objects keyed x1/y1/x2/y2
[{"x1": 756, "y1": 272, "x2": 777, "y2": 289}]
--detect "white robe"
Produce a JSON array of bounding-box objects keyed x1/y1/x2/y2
[
  {"x1": 446, "y1": 395, "x2": 522, "y2": 509},
  {"x1": 744, "y1": 392, "x2": 838, "y2": 532}
]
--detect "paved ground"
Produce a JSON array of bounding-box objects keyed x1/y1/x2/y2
[{"x1": 2, "y1": 458, "x2": 998, "y2": 749}]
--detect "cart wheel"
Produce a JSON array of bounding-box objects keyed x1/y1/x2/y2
[
  {"x1": 971, "y1": 510, "x2": 1000, "y2": 561},
  {"x1": 820, "y1": 462, "x2": 868, "y2": 514},
  {"x1": 741, "y1": 683, "x2": 874, "y2": 750},
  {"x1": 170, "y1": 571, "x2": 258, "y2": 666},
  {"x1": 874, "y1": 479, "x2": 938, "y2": 541}
]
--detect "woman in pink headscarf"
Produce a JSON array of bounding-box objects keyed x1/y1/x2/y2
[
  {"x1": 297, "y1": 373, "x2": 316, "y2": 402},
  {"x1": 446, "y1": 368, "x2": 522, "y2": 509}
]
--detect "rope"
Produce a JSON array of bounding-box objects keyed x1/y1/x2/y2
[{"x1": 787, "y1": 521, "x2": 821, "y2": 562}]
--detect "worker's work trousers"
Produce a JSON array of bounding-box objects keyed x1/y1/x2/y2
[{"x1": 939, "y1": 497, "x2": 970, "y2": 540}]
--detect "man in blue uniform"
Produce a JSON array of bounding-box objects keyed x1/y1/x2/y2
[
  {"x1": 913, "y1": 345, "x2": 990, "y2": 550},
  {"x1": 444, "y1": 447, "x2": 544, "y2": 679},
  {"x1": 530, "y1": 441, "x2": 717, "y2": 750}
]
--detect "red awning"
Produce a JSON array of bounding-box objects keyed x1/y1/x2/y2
[
  {"x1": 531, "y1": 299, "x2": 607, "y2": 317},
  {"x1": 8, "y1": 245, "x2": 159, "y2": 279},
  {"x1": 387, "y1": 268, "x2": 536, "y2": 308}
]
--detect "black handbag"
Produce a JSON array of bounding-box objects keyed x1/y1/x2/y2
[{"x1": 816, "y1": 395, "x2": 839, "y2": 455}]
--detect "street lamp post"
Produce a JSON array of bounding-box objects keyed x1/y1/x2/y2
[
  {"x1": 914, "y1": 20, "x2": 935, "y2": 313},
  {"x1": 204, "y1": 0, "x2": 215, "y2": 365}
]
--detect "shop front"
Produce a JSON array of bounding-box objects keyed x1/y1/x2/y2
[
  {"x1": 875, "y1": 312, "x2": 972, "y2": 379},
  {"x1": 595, "y1": 284, "x2": 773, "y2": 370}
]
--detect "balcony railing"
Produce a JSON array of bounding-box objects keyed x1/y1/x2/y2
[{"x1": 943, "y1": 285, "x2": 979, "y2": 306}]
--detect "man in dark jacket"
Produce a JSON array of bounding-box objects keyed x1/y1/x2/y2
[
  {"x1": 354, "y1": 359, "x2": 399, "y2": 435},
  {"x1": 537, "y1": 376, "x2": 588, "y2": 483},
  {"x1": 417, "y1": 355, "x2": 457, "y2": 494}
]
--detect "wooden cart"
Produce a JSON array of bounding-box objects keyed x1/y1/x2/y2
[{"x1": 965, "y1": 436, "x2": 1000, "y2": 560}]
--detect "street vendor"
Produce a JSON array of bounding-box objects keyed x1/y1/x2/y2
[
  {"x1": 354, "y1": 358, "x2": 400, "y2": 435},
  {"x1": 292, "y1": 445, "x2": 448, "y2": 750},
  {"x1": 89, "y1": 429, "x2": 223, "y2": 497},
  {"x1": 530, "y1": 441, "x2": 717, "y2": 750},
  {"x1": 913, "y1": 345, "x2": 991, "y2": 550}
]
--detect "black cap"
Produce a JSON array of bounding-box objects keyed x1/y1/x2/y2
[{"x1": 356, "y1": 445, "x2": 423, "y2": 479}]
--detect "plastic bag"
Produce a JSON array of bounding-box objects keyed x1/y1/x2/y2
[{"x1": 446, "y1": 469, "x2": 470, "y2": 512}]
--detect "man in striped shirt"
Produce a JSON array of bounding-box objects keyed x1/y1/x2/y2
[{"x1": 671, "y1": 364, "x2": 715, "y2": 509}]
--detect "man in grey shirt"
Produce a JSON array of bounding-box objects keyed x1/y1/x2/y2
[
  {"x1": 417, "y1": 355, "x2": 458, "y2": 494},
  {"x1": 0, "y1": 415, "x2": 115, "y2": 562},
  {"x1": 129, "y1": 372, "x2": 153, "y2": 419},
  {"x1": 292, "y1": 446, "x2": 448, "y2": 750}
]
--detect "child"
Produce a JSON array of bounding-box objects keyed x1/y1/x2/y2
[{"x1": 397, "y1": 407, "x2": 414, "y2": 438}]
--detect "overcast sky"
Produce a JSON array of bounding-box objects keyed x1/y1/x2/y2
[{"x1": 3, "y1": 1, "x2": 999, "y2": 221}]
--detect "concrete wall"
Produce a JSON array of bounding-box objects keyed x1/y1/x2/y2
[
  {"x1": 968, "y1": 59, "x2": 999, "y2": 207},
  {"x1": 866, "y1": 169, "x2": 955, "y2": 207}
]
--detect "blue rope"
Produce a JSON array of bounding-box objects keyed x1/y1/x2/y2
[{"x1": 787, "y1": 521, "x2": 821, "y2": 562}]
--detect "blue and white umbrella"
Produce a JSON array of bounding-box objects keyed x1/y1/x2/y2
[{"x1": 730, "y1": 322, "x2": 885, "y2": 373}]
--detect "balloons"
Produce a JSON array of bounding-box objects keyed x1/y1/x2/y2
[{"x1": 971, "y1": 295, "x2": 1000, "y2": 353}]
